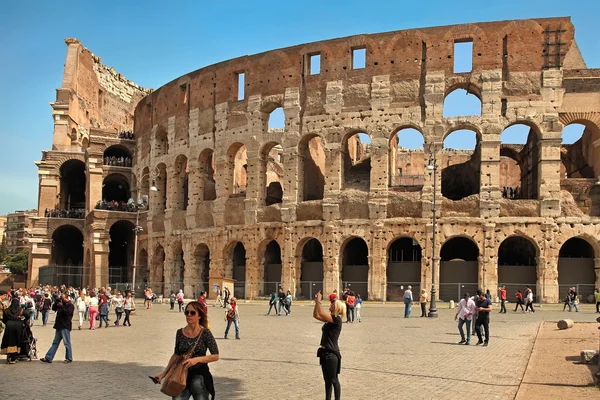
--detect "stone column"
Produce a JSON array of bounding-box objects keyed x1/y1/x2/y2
[
  {"x1": 479, "y1": 130, "x2": 501, "y2": 218},
  {"x1": 93, "y1": 235, "x2": 110, "y2": 289},
  {"x1": 324, "y1": 226, "x2": 341, "y2": 295},
  {"x1": 245, "y1": 249, "x2": 259, "y2": 300},
  {"x1": 37, "y1": 174, "x2": 59, "y2": 216},
  {"x1": 368, "y1": 136, "x2": 389, "y2": 220},
  {"x1": 370, "y1": 224, "x2": 387, "y2": 301},
  {"x1": 421, "y1": 139, "x2": 442, "y2": 220},
  {"x1": 244, "y1": 153, "x2": 260, "y2": 225},
  {"x1": 182, "y1": 240, "x2": 197, "y2": 298},
  {"x1": 481, "y1": 223, "x2": 498, "y2": 296},
  {"x1": 281, "y1": 144, "x2": 299, "y2": 222},
  {"x1": 86, "y1": 160, "x2": 103, "y2": 212},
  {"x1": 323, "y1": 142, "x2": 342, "y2": 221}
]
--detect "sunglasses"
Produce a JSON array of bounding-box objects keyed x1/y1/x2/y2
[{"x1": 184, "y1": 310, "x2": 197, "y2": 316}]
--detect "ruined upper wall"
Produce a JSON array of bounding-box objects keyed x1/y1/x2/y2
[
  {"x1": 52, "y1": 38, "x2": 151, "y2": 152},
  {"x1": 134, "y1": 17, "x2": 581, "y2": 135}
]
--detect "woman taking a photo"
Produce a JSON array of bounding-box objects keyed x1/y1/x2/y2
[
  {"x1": 313, "y1": 291, "x2": 345, "y2": 400},
  {"x1": 152, "y1": 301, "x2": 219, "y2": 400}
]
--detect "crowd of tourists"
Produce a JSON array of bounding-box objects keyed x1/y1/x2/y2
[
  {"x1": 118, "y1": 131, "x2": 135, "y2": 140},
  {"x1": 103, "y1": 155, "x2": 132, "y2": 167},
  {"x1": 94, "y1": 199, "x2": 136, "y2": 212},
  {"x1": 501, "y1": 186, "x2": 521, "y2": 199},
  {"x1": 44, "y1": 208, "x2": 86, "y2": 219}
]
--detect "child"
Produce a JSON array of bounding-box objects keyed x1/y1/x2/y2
[{"x1": 355, "y1": 294, "x2": 363, "y2": 322}]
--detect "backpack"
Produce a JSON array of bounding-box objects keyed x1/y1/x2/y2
[{"x1": 226, "y1": 307, "x2": 236, "y2": 319}]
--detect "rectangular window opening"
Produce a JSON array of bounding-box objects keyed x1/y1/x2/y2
[
  {"x1": 309, "y1": 53, "x2": 321, "y2": 75},
  {"x1": 236, "y1": 72, "x2": 245, "y2": 101},
  {"x1": 180, "y1": 84, "x2": 188, "y2": 104},
  {"x1": 454, "y1": 41, "x2": 473, "y2": 73},
  {"x1": 352, "y1": 47, "x2": 366, "y2": 69}
]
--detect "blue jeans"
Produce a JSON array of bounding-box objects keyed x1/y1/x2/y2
[
  {"x1": 173, "y1": 374, "x2": 208, "y2": 400},
  {"x1": 41, "y1": 310, "x2": 49, "y2": 326},
  {"x1": 458, "y1": 318, "x2": 471, "y2": 343},
  {"x1": 45, "y1": 329, "x2": 73, "y2": 361},
  {"x1": 404, "y1": 299, "x2": 412, "y2": 318},
  {"x1": 99, "y1": 314, "x2": 108, "y2": 327},
  {"x1": 224, "y1": 319, "x2": 239, "y2": 338}
]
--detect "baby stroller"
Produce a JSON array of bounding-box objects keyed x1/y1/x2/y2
[{"x1": 17, "y1": 317, "x2": 38, "y2": 361}]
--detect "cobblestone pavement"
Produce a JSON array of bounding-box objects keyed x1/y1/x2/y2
[{"x1": 1, "y1": 302, "x2": 598, "y2": 399}]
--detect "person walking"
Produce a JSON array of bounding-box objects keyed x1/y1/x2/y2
[
  {"x1": 76, "y1": 291, "x2": 87, "y2": 330},
  {"x1": 419, "y1": 289, "x2": 428, "y2": 317},
  {"x1": 498, "y1": 286, "x2": 507, "y2": 314},
  {"x1": 170, "y1": 292, "x2": 176, "y2": 311},
  {"x1": 40, "y1": 292, "x2": 52, "y2": 326},
  {"x1": 152, "y1": 301, "x2": 219, "y2": 399},
  {"x1": 223, "y1": 287, "x2": 230, "y2": 308},
  {"x1": 403, "y1": 285, "x2": 413, "y2": 318},
  {"x1": 177, "y1": 289, "x2": 185, "y2": 312},
  {"x1": 112, "y1": 292, "x2": 124, "y2": 326},
  {"x1": 98, "y1": 292, "x2": 109, "y2": 328},
  {"x1": 215, "y1": 288, "x2": 224, "y2": 308},
  {"x1": 197, "y1": 291, "x2": 208, "y2": 316},
  {"x1": 313, "y1": 291, "x2": 345, "y2": 400},
  {"x1": 562, "y1": 290, "x2": 572, "y2": 312},
  {"x1": 345, "y1": 292, "x2": 356, "y2": 323},
  {"x1": 144, "y1": 288, "x2": 153, "y2": 309},
  {"x1": 524, "y1": 286, "x2": 535, "y2": 313},
  {"x1": 40, "y1": 292, "x2": 74, "y2": 363},
  {"x1": 569, "y1": 288, "x2": 579, "y2": 312},
  {"x1": 285, "y1": 290, "x2": 293, "y2": 315},
  {"x1": 474, "y1": 289, "x2": 492, "y2": 347},
  {"x1": 355, "y1": 294, "x2": 362, "y2": 322},
  {"x1": 513, "y1": 290, "x2": 525, "y2": 312},
  {"x1": 277, "y1": 288, "x2": 288, "y2": 316},
  {"x1": 122, "y1": 292, "x2": 134, "y2": 327},
  {"x1": 455, "y1": 292, "x2": 476, "y2": 345},
  {"x1": 595, "y1": 288, "x2": 600, "y2": 313},
  {"x1": 224, "y1": 297, "x2": 240, "y2": 340},
  {"x1": 266, "y1": 291, "x2": 278, "y2": 316},
  {"x1": 88, "y1": 292, "x2": 99, "y2": 330}
]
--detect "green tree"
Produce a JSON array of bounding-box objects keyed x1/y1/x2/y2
[
  {"x1": 5, "y1": 251, "x2": 28, "y2": 275},
  {"x1": 0, "y1": 234, "x2": 6, "y2": 264}
]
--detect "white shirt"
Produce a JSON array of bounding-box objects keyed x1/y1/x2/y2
[
  {"x1": 76, "y1": 297, "x2": 87, "y2": 312},
  {"x1": 403, "y1": 289, "x2": 413, "y2": 301},
  {"x1": 112, "y1": 296, "x2": 124, "y2": 308},
  {"x1": 88, "y1": 297, "x2": 99, "y2": 307},
  {"x1": 457, "y1": 298, "x2": 476, "y2": 321}
]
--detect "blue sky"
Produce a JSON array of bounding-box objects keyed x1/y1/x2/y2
[{"x1": 0, "y1": 1, "x2": 598, "y2": 214}]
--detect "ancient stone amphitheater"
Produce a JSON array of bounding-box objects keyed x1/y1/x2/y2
[{"x1": 30, "y1": 17, "x2": 600, "y2": 303}]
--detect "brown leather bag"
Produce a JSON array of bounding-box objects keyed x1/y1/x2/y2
[{"x1": 160, "y1": 331, "x2": 202, "y2": 397}]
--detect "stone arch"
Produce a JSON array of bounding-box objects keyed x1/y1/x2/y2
[
  {"x1": 103, "y1": 144, "x2": 132, "y2": 162},
  {"x1": 51, "y1": 224, "x2": 84, "y2": 266},
  {"x1": 443, "y1": 85, "x2": 482, "y2": 118},
  {"x1": 388, "y1": 126, "x2": 425, "y2": 188},
  {"x1": 172, "y1": 155, "x2": 189, "y2": 210},
  {"x1": 342, "y1": 129, "x2": 372, "y2": 190},
  {"x1": 102, "y1": 173, "x2": 131, "y2": 203},
  {"x1": 227, "y1": 142, "x2": 247, "y2": 197},
  {"x1": 298, "y1": 133, "x2": 325, "y2": 201},
  {"x1": 261, "y1": 240, "x2": 282, "y2": 296},
  {"x1": 153, "y1": 163, "x2": 168, "y2": 211},
  {"x1": 497, "y1": 20, "x2": 545, "y2": 73},
  {"x1": 559, "y1": 119, "x2": 600, "y2": 180},
  {"x1": 439, "y1": 236, "x2": 479, "y2": 301},
  {"x1": 227, "y1": 241, "x2": 247, "y2": 299},
  {"x1": 169, "y1": 240, "x2": 185, "y2": 294},
  {"x1": 198, "y1": 148, "x2": 216, "y2": 201},
  {"x1": 500, "y1": 122, "x2": 541, "y2": 199},
  {"x1": 155, "y1": 125, "x2": 169, "y2": 157},
  {"x1": 497, "y1": 235, "x2": 538, "y2": 298},
  {"x1": 192, "y1": 243, "x2": 210, "y2": 294},
  {"x1": 108, "y1": 220, "x2": 135, "y2": 285},
  {"x1": 442, "y1": 127, "x2": 481, "y2": 200},
  {"x1": 298, "y1": 237, "x2": 324, "y2": 299},
  {"x1": 340, "y1": 236, "x2": 369, "y2": 296},
  {"x1": 260, "y1": 141, "x2": 284, "y2": 206},
  {"x1": 59, "y1": 159, "x2": 86, "y2": 210},
  {"x1": 558, "y1": 237, "x2": 597, "y2": 301},
  {"x1": 386, "y1": 237, "x2": 422, "y2": 301}
]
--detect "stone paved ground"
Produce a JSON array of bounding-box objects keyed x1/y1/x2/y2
[{"x1": 1, "y1": 302, "x2": 598, "y2": 399}]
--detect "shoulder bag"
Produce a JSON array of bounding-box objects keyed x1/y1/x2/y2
[{"x1": 160, "y1": 330, "x2": 203, "y2": 397}]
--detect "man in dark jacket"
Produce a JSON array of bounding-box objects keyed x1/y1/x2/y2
[{"x1": 40, "y1": 292, "x2": 74, "y2": 363}]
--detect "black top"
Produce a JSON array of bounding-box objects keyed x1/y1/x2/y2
[
  {"x1": 320, "y1": 315, "x2": 342, "y2": 352},
  {"x1": 42, "y1": 298, "x2": 52, "y2": 311},
  {"x1": 52, "y1": 300, "x2": 74, "y2": 331},
  {"x1": 174, "y1": 328, "x2": 219, "y2": 375},
  {"x1": 475, "y1": 298, "x2": 492, "y2": 317}
]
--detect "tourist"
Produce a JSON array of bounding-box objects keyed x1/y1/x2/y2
[
  {"x1": 595, "y1": 288, "x2": 600, "y2": 313},
  {"x1": 177, "y1": 289, "x2": 185, "y2": 312},
  {"x1": 474, "y1": 289, "x2": 492, "y2": 346},
  {"x1": 41, "y1": 292, "x2": 52, "y2": 326},
  {"x1": 197, "y1": 291, "x2": 208, "y2": 316},
  {"x1": 224, "y1": 297, "x2": 240, "y2": 340},
  {"x1": 122, "y1": 292, "x2": 134, "y2": 327},
  {"x1": 0, "y1": 290, "x2": 7, "y2": 335},
  {"x1": 569, "y1": 287, "x2": 579, "y2": 312},
  {"x1": 455, "y1": 292, "x2": 476, "y2": 345},
  {"x1": 419, "y1": 289, "x2": 428, "y2": 317},
  {"x1": 1, "y1": 297, "x2": 24, "y2": 364},
  {"x1": 285, "y1": 290, "x2": 293, "y2": 315},
  {"x1": 513, "y1": 290, "x2": 524, "y2": 312},
  {"x1": 266, "y1": 291, "x2": 278, "y2": 316},
  {"x1": 215, "y1": 287, "x2": 224, "y2": 308},
  {"x1": 524, "y1": 286, "x2": 535, "y2": 313},
  {"x1": 98, "y1": 291, "x2": 110, "y2": 328},
  {"x1": 485, "y1": 289, "x2": 492, "y2": 301},
  {"x1": 498, "y1": 286, "x2": 507, "y2": 314},
  {"x1": 76, "y1": 291, "x2": 86, "y2": 330},
  {"x1": 112, "y1": 292, "x2": 124, "y2": 326},
  {"x1": 170, "y1": 292, "x2": 176, "y2": 310},
  {"x1": 345, "y1": 291, "x2": 356, "y2": 323},
  {"x1": 151, "y1": 301, "x2": 219, "y2": 399},
  {"x1": 40, "y1": 292, "x2": 74, "y2": 363},
  {"x1": 223, "y1": 287, "x2": 230, "y2": 308},
  {"x1": 403, "y1": 285, "x2": 413, "y2": 318},
  {"x1": 88, "y1": 292, "x2": 99, "y2": 330},
  {"x1": 144, "y1": 288, "x2": 153, "y2": 309},
  {"x1": 355, "y1": 294, "x2": 362, "y2": 322},
  {"x1": 277, "y1": 288, "x2": 288, "y2": 316},
  {"x1": 313, "y1": 291, "x2": 345, "y2": 400},
  {"x1": 562, "y1": 290, "x2": 572, "y2": 312}
]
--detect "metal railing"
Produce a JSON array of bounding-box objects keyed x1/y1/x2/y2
[{"x1": 439, "y1": 283, "x2": 479, "y2": 303}]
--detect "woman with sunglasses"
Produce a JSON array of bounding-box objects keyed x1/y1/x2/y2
[{"x1": 152, "y1": 301, "x2": 219, "y2": 400}]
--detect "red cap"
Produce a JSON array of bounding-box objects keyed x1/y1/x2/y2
[{"x1": 329, "y1": 294, "x2": 338, "y2": 303}]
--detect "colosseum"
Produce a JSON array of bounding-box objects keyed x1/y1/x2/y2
[{"x1": 28, "y1": 16, "x2": 600, "y2": 303}]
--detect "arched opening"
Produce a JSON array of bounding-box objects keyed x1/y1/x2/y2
[
  {"x1": 498, "y1": 236, "x2": 537, "y2": 298},
  {"x1": 59, "y1": 159, "x2": 86, "y2": 210},
  {"x1": 299, "y1": 238, "x2": 324, "y2": 299},
  {"x1": 263, "y1": 241, "x2": 282, "y2": 295},
  {"x1": 341, "y1": 237, "x2": 369, "y2": 297},
  {"x1": 51, "y1": 225, "x2": 83, "y2": 266},
  {"x1": 387, "y1": 237, "x2": 422, "y2": 301},
  {"x1": 500, "y1": 124, "x2": 539, "y2": 199},
  {"x1": 558, "y1": 238, "x2": 596, "y2": 301},
  {"x1": 389, "y1": 128, "x2": 425, "y2": 188},
  {"x1": 103, "y1": 145, "x2": 132, "y2": 167},
  {"x1": 268, "y1": 107, "x2": 285, "y2": 130},
  {"x1": 109, "y1": 220, "x2": 134, "y2": 285},
  {"x1": 227, "y1": 143, "x2": 247, "y2": 197},
  {"x1": 231, "y1": 242, "x2": 246, "y2": 298},
  {"x1": 299, "y1": 134, "x2": 325, "y2": 201},
  {"x1": 261, "y1": 143, "x2": 284, "y2": 206},
  {"x1": 198, "y1": 149, "x2": 216, "y2": 201},
  {"x1": 173, "y1": 155, "x2": 189, "y2": 210},
  {"x1": 102, "y1": 174, "x2": 131, "y2": 203},
  {"x1": 443, "y1": 88, "x2": 482, "y2": 118},
  {"x1": 561, "y1": 123, "x2": 597, "y2": 179},
  {"x1": 442, "y1": 129, "x2": 480, "y2": 200},
  {"x1": 169, "y1": 241, "x2": 185, "y2": 295},
  {"x1": 153, "y1": 163, "x2": 168, "y2": 212},
  {"x1": 342, "y1": 132, "x2": 371, "y2": 190},
  {"x1": 193, "y1": 244, "x2": 210, "y2": 294},
  {"x1": 81, "y1": 137, "x2": 89, "y2": 150},
  {"x1": 440, "y1": 237, "x2": 479, "y2": 301},
  {"x1": 152, "y1": 245, "x2": 165, "y2": 294},
  {"x1": 155, "y1": 127, "x2": 169, "y2": 157}
]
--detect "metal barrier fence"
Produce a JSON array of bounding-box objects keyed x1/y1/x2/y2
[
  {"x1": 439, "y1": 283, "x2": 479, "y2": 303},
  {"x1": 386, "y1": 282, "x2": 421, "y2": 301}
]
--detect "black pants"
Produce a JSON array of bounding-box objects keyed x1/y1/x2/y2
[
  {"x1": 267, "y1": 303, "x2": 277, "y2": 315},
  {"x1": 514, "y1": 300, "x2": 524, "y2": 311},
  {"x1": 123, "y1": 309, "x2": 132, "y2": 326},
  {"x1": 475, "y1": 314, "x2": 490, "y2": 343},
  {"x1": 420, "y1": 302, "x2": 427, "y2": 317},
  {"x1": 178, "y1": 302, "x2": 184, "y2": 312},
  {"x1": 500, "y1": 299, "x2": 506, "y2": 313},
  {"x1": 525, "y1": 302, "x2": 535, "y2": 312},
  {"x1": 170, "y1": 302, "x2": 175, "y2": 310},
  {"x1": 596, "y1": 301, "x2": 600, "y2": 313},
  {"x1": 320, "y1": 352, "x2": 341, "y2": 400}
]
